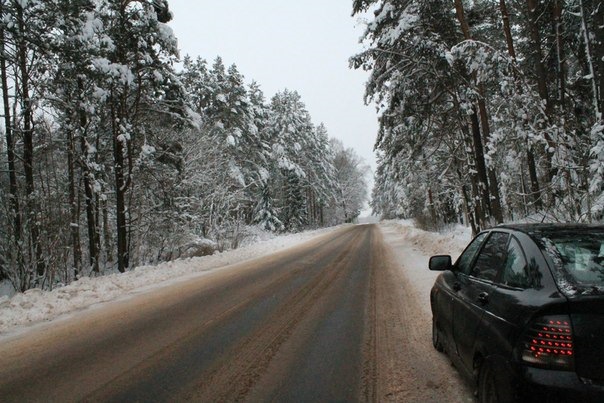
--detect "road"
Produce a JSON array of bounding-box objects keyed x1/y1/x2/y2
[{"x1": 0, "y1": 224, "x2": 473, "y2": 402}]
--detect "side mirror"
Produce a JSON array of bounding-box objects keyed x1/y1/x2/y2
[{"x1": 429, "y1": 255, "x2": 452, "y2": 271}]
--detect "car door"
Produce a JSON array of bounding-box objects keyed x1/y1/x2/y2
[
  {"x1": 472, "y1": 234, "x2": 535, "y2": 358},
  {"x1": 434, "y1": 232, "x2": 489, "y2": 355},
  {"x1": 452, "y1": 231, "x2": 510, "y2": 374}
]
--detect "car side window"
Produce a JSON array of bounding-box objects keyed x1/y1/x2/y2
[
  {"x1": 456, "y1": 232, "x2": 489, "y2": 275},
  {"x1": 502, "y1": 237, "x2": 531, "y2": 288},
  {"x1": 470, "y1": 232, "x2": 510, "y2": 282}
]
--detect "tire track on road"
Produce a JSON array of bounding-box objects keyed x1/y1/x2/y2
[
  {"x1": 360, "y1": 226, "x2": 379, "y2": 402},
  {"x1": 183, "y1": 228, "x2": 367, "y2": 401}
]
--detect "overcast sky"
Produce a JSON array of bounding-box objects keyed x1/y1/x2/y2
[{"x1": 167, "y1": 0, "x2": 378, "y2": 173}]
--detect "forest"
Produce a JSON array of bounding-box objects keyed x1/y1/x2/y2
[
  {"x1": 354, "y1": 0, "x2": 604, "y2": 233},
  {"x1": 0, "y1": 0, "x2": 369, "y2": 292}
]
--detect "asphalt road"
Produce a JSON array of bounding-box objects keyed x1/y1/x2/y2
[{"x1": 0, "y1": 225, "x2": 382, "y2": 402}]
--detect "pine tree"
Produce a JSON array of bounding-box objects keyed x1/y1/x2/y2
[
  {"x1": 253, "y1": 184, "x2": 283, "y2": 232},
  {"x1": 268, "y1": 90, "x2": 314, "y2": 229},
  {"x1": 282, "y1": 170, "x2": 307, "y2": 232},
  {"x1": 92, "y1": 0, "x2": 180, "y2": 272},
  {"x1": 329, "y1": 139, "x2": 368, "y2": 224},
  {"x1": 353, "y1": 0, "x2": 604, "y2": 225}
]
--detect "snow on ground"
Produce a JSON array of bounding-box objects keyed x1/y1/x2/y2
[
  {"x1": 0, "y1": 225, "x2": 346, "y2": 336},
  {"x1": 384, "y1": 219, "x2": 471, "y2": 256},
  {"x1": 379, "y1": 220, "x2": 471, "y2": 315},
  {"x1": 376, "y1": 220, "x2": 475, "y2": 402},
  {"x1": 0, "y1": 220, "x2": 472, "y2": 338}
]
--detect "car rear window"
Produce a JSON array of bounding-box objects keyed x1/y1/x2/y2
[{"x1": 535, "y1": 230, "x2": 604, "y2": 296}]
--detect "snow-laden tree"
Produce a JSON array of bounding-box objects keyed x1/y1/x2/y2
[
  {"x1": 253, "y1": 182, "x2": 284, "y2": 232},
  {"x1": 265, "y1": 90, "x2": 345, "y2": 231},
  {"x1": 305, "y1": 123, "x2": 337, "y2": 226},
  {"x1": 267, "y1": 90, "x2": 313, "y2": 231},
  {"x1": 44, "y1": 0, "x2": 109, "y2": 278},
  {"x1": 89, "y1": 0, "x2": 182, "y2": 272},
  {"x1": 0, "y1": 3, "x2": 366, "y2": 293},
  {"x1": 0, "y1": 0, "x2": 53, "y2": 288},
  {"x1": 353, "y1": 0, "x2": 604, "y2": 229},
  {"x1": 178, "y1": 59, "x2": 355, "y2": 237},
  {"x1": 249, "y1": 82, "x2": 283, "y2": 231},
  {"x1": 326, "y1": 139, "x2": 369, "y2": 224},
  {"x1": 351, "y1": 0, "x2": 503, "y2": 230},
  {"x1": 179, "y1": 58, "x2": 268, "y2": 242}
]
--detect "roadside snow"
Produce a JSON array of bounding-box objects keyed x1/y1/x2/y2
[
  {"x1": 384, "y1": 219, "x2": 471, "y2": 257},
  {"x1": 376, "y1": 220, "x2": 475, "y2": 402},
  {"x1": 0, "y1": 225, "x2": 345, "y2": 336},
  {"x1": 0, "y1": 220, "x2": 472, "y2": 337},
  {"x1": 379, "y1": 220, "x2": 471, "y2": 314}
]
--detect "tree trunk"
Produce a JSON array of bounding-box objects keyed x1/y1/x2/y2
[
  {"x1": 0, "y1": 0, "x2": 22, "y2": 262},
  {"x1": 527, "y1": 146, "x2": 544, "y2": 210},
  {"x1": 579, "y1": 0, "x2": 601, "y2": 119},
  {"x1": 80, "y1": 133, "x2": 100, "y2": 273},
  {"x1": 552, "y1": 0, "x2": 567, "y2": 107},
  {"x1": 308, "y1": 188, "x2": 316, "y2": 226},
  {"x1": 77, "y1": 79, "x2": 100, "y2": 273},
  {"x1": 594, "y1": 0, "x2": 604, "y2": 117},
  {"x1": 455, "y1": 0, "x2": 503, "y2": 224},
  {"x1": 500, "y1": 0, "x2": 543, "y2": 210},
  {"x1": 102, "y1": 197, "x2": 113, "y2": 264},
  {"x1": 68, "y1": 128, "x2": 82, "y2": 277},
  {"x1": 111, "y1": 5, "x2": 134, "y2": 273},
  {"x1": 16, "y1": 2, "x2": 44, "y2": 277},
  {"x1": 454, "y1": 94, "x2": 485, "y2": 230},
  {"x1": 500, "y1": 0, "x2": 516, "y2": 60},
  {"x1": 454, "y1": 0, "x2": 471, "y2": 39},
  {"x1": 527, "y1": 0, "x2": 552, "y2": 112},
  {"x1": 320, "y1": 205, "x2": 324, "y2": 226},
  {"x1": 458, "y1": 169, "x2": 478, "y2": 236},
  {"x1": 477, "y1": 99, "x2": 504, "y2": 223},
  {"x1": 470, "y1": 108, "x2": 492, "y2": 225},
  {"x1": 526, "y1": 0, "x2": 559, "y2": 185},
  {"x1": 427, "y1": 187, "x2": 437, "y2": 227},
  {"x1": 112, "y1": 102, "x2": 129, "y2": 273},
  {"x1": 520, "y1": 162, "x2": 530, "y2": 217}
]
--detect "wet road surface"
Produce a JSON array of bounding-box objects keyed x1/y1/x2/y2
[
  {"x1": 0, "y1": 225, "x2": 378, "y2": 402},
  {"x1": 0, "y1": 224, "x2": 474, "y2": 402}
]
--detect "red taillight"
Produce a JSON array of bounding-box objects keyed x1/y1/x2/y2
[{"x1": 521, "y1": 315, "x2": 575, "y2": 370}]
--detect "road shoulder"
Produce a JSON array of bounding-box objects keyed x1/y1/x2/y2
[{"x1": 374, "y1": 222, "x2": 474, "y2": 402}]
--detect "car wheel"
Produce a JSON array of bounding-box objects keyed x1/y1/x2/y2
[
  {"x1": 478, "y1": 361, "x2": 514, "y2": 403},
  {"x1": 432, "y1": 318, "x2": 444, "y2": 352}
]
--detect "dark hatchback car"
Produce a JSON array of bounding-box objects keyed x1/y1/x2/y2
[{"x1": 429, "y1": 224, "x2": 604, "y2": 402}]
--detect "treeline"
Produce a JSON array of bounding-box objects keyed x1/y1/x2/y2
[
  {"x1": 0, "y1": 0, "x2": 368, "y2": 292},
  {"x1": 353, "y1": 0, "x2": 604, "y2": 233}
]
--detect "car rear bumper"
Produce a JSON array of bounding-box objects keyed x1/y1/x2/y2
[{"x1": 517, "y1": 365, "x2": 604, "y2": 402}]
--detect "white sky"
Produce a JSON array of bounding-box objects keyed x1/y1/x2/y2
[{"x1": 167, "y1": 0, "x2": 378, "y2": 173}]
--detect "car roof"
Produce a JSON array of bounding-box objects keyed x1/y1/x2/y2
[{"x1": 495, "y1": 223, "x2": 604, "y2": 234}]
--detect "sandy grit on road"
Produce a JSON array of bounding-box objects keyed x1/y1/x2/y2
[{"x1": 374, "y1": 222, "x2": 474, "y2": 402}]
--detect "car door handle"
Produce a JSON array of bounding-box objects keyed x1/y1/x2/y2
[
  {"x1": 477, "y1": 292, "x2": 489, "y2": 305},
  {"x1": 453, "y1": 282, "x2": 461, "y2": 291}
]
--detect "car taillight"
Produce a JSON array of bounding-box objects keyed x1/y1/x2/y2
[{"x1": 520, "y1": 315, "x2": 574, "y2": 370}]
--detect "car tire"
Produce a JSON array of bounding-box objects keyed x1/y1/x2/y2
[
  {"x1": 432, "y1": 318, "x2": 444, "y2": 352},
  {"x1": 477, "y1": 360, "x2": 514, "y2": 403}
]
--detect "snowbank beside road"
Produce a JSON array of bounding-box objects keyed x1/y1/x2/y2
[
  {"x1": 0, "y1": 220, "x2": 472, "y2": 337},
  {"x1": 376, "y1": 220, "x2": 475, "y2": 402},
  {"x1": 384, "y1": 219, "x2": 471, "y2": 257},
  {"x1": 379, "y1": 220, "x2": 471, "y2": 315},
  {"x1": 0, "y1": 225, "x2": 346, "y2": 336}
]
